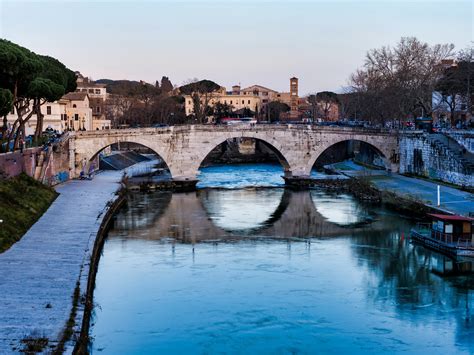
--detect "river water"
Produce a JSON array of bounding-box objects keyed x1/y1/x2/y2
[{"x1": 90, "y1": 164, "x2": 474, "y2": 354}]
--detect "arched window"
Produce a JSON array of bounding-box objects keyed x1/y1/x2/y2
[{"x1": 73, "y1": 104, "x2": 77, "y2": 108}]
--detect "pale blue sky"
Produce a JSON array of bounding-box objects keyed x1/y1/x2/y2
[{"x1": 0, "y1": 0, "x2": 472, "y2": 94}]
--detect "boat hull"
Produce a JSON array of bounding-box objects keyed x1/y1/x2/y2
[{"x1": 410, "y1": 230, "x2": 474, "y2": 257}]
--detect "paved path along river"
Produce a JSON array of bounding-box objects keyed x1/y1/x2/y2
[
  {"x1": 329, "y1": 160, "x2": 474, "y2": 216},
  {"x1": 0, "y1": 171, "x2": 122, "y2": 353}
]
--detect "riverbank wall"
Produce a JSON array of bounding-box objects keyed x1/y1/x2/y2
[
  {"x1": 399, "y1": 133, "x2": 474, "y2": 188},
  {"x1": 0, "y1": 147, "x2": 42, "y2": 178},
  {"x1": 0, "y1": 143, "x2": 71, "y2": 186},
  {"x1": 73, "y1": 188, "x2": 126, "y2": 354}
]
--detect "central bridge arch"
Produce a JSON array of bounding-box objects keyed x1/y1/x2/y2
[{"x1": 194, "y1": 134, "x2": 293, "y2": 178}]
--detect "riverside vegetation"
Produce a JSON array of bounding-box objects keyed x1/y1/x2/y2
[{"x1": 0, "y1": 173, "x2": 57, "y2": 252}]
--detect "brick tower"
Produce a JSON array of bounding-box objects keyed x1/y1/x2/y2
[{"x1": 290, "y1": 77, "x2": 299, "y2": 118}]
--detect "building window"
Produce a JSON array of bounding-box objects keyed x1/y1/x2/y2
[
  {"x1": 88, "y1": 89, "x2": 94, "y2": 93},
  {"x1": 248, "y1": 100, "x2": 250, "y2": 104},
  {"x1": 230, "y1": 100, "x2": 232, "y2": 104},
  {"x1": 46, "y1": 106, "x2": 51, "y2": 115},
  {"x1": 242, "y1": 100, "x2": 244, "y2": 104},
  {"x1": 263, "y1": 92, "x2": 268, "y2": 96},
  {"x1": 82, "y1": 89, "x2": 87, "y2": 92},
  {"x1": 74, "y1": 114, "x2": 79, "y2": 121},
  {"x1": 95, "y1": 89, "x2": 100, "y2": 94},
  {"x1": 73, "y1": 104, "x2": 77, "y2": 108},
  {"x1": 96, "y1": 106, "x2": 101, "y2": 113}
]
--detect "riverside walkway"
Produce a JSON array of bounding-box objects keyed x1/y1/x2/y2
[
  {"x1": 0, "y1": 171, "x2": 122, "y2": 353},
  {"x1": 328, "y1": 160, "x2": 474, "y2": 216}
]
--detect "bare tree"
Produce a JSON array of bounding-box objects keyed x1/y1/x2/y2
[{"x1": 349, "y1": 37, "x2": 454, "y2": 126}]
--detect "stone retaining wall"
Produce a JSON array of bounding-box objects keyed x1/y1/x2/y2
[
  {"x1": 0, "y1": 148, "x2": 41, "y2": 178},
  {"x1": 400, "y1": 133, "x2": 473, "y2": 187},
  {"x1": 447, "y1": 131, "x2": 474, "y2": 153}
]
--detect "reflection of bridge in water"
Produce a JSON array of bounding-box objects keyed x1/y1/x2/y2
[{"x1": 111, "y1": 189, "x2": 401, "y2": 243}]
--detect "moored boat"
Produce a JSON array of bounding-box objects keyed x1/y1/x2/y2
[{"x1": 410, "y1": 214, "x2": 474, "y2": 257}]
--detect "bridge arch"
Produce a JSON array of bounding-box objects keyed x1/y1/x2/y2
[
  {"x1": 305, "y1": 136, "x2": 396, "y2": 175},
  {"x1": 74, "y1": 135, "x2": 172, "y2": 177},
  {"x1": 184, "y1": 134, "x2": 295, "y2": 180}
]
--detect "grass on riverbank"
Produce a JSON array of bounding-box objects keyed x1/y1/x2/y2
[{"x1": 0, "y1": 173, "x2": 58, "y2": 253}]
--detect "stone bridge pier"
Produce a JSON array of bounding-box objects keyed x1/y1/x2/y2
[{"x1": 69, "y1": 125, "x2": 399, "y2": 187}]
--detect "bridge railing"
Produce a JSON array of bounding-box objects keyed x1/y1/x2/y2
[{"x1": 69, "y1": 124, "x2": 398, "y2": 136}]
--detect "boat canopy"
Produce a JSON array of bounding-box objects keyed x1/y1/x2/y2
[{"x1": 428, "y1": 214, "x2": 474, "y2": 222}]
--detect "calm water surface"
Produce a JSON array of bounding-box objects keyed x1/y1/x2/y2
[{"x1": 90, "y1": 164, "x2": 474, "y2": 354}]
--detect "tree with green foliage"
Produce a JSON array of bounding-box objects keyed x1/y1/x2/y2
[
  {"x1": 314, "y1": 91, "x2": 339, "y2": 120},
  {"x1": 266, "y1": 101, "x2": 290, "y2": 122},
  {"x1": 179, "y1": 79, "x2": 221, "y2": 123},
  {"x1": 31, "y1": 55, "x2": 76, "y2": 140},
  {"x1": 160, "y1": 76, "x2": 173, "y2": 93},
  {"x1": 0, "y1": 39, "x2": 76, "y2": 150},
  {"x1": 0, "y1": 39, "x2": 42, "y2": 150},
  {"x1": 0, "y1": 88, "x2": 13, "y2": 138},
  {"x1": 212, "y1": 102, "x2": 234, "y2": 123}
]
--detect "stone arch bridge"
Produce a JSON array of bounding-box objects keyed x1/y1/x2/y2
[{"x1": 67, "y1": 124, "x2": 399, "y2": 182}]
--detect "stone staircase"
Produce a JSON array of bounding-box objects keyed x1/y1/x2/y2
[
  {"x1": 34, "y1": 148, "x2": 52, "y2": 182},
  {"x1": 428, "y1": 133, "x2": 474, "y2": 174}
]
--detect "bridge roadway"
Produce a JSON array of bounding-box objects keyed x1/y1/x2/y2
[{"x1": 69, "y1": 124, "x2": 399, "y2": 183}]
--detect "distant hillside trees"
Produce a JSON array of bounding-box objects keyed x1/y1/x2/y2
[{"x1": 0, "y1": 39, "x2": 76, "y2": 151}]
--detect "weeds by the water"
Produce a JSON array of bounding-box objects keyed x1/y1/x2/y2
[
  {"x1": 20, "y1": 335, "x2": 49, "y2": 354},
  {"x1": 54, "y1": 280, "x2": 81, "y2": 354},
  {"x1": 0, "y1": 173, "x2": 58, "y2": 253}
]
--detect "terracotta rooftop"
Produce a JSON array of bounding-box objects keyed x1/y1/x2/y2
[
  {"x1": 428, "y1": 214, "x2": 474, "y2": 222},
  {"x1": 241, "y1": 84, "x2": 278, "y2": 93},
  {"x1": 62, "y1": 92, "x2": 88, "y2": 101}
]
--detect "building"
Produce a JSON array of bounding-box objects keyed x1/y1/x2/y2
[
  {"x1": 183, "y1": 86, "x2": 262, "y2": 118},
  {"x1": 62, "y1": 92, "x2": 94, "y2": 131},
  {"x1": 5, "y1": 74, "x2": 111, "y2": 135},
  {"x1": 183, "y1": 77, "x2": 301, "y2": 122},
  {"x1": 240, "y1": 85, "x2": 279, "y2": 106},
  {"x1": 74, "y1": 72, "x2": 111, "y2": 130}
]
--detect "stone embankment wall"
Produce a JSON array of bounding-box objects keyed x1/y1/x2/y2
[
  {"x1": 0, "y1": 143, "x2": 71, "y2": 186},
  {"x1": 447, "y1": 131, "x2": 474, "y2": 153},
  {"x1": 0, "y1": 148, "x2": 42, "y2": 178},
  {"x1": 400, "y1": 133, "x2": 473, "y2": 187}
]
